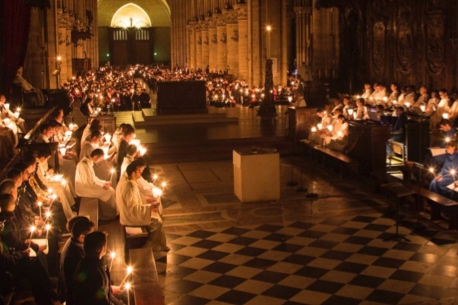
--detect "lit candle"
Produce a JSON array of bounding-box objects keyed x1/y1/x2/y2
[
  {"x1": 125, "y1": 282, "x2": 131, "y2": 305},
  {"x1": 139, "y1": 146, "x2": 146, "y2": 156},
  {"x1": 37, "y1": 201, "x2": 42, "y2": 218},
  {"x1": 110, "y1": 168, "x2": 115, "y2": 180},
  {"x1": 420, "y1": 105, "x2": 426, "y2": 112},
  {"x1": 317, "y1": 123, "x2": 323, "y2": 130},
  {"x1": 451, "y1": 169, "x2": 456, "y2": 183},
  {"x1": 327, "y1": 125, "x2": 333, "y2": 132},
  {"x1": 61, "y1": 179, "x2": 67, "y2": 187},
  {"x1": 153, "y1": 174, "x2": 158, "y2": 184},
  {"x1": 429, "y1": 167, "x2": 437, "y2": 179},
  {"x1": 443, "y1": 113, "x2": 450, "y2": 119},
  {"x1": 45, "y1": 224, "x2": 51, "y2": 240},
  {"x1": 119, "y1": 266, "x2": 133, "y2": 286},
  {"x1": 446, "y1": 137, "x2": 451, "y2": 143},
  {"x1": 45, "y1": 211, "x2": 51, "y2": 222},
  {"x1": 29, "y1": 226, "x2": 36, "y2": 248},
  {"x1": 311, "y1": 127, "x2": 317, "y2": 133},
  {"x1": 161, "y1": 181, "x2": 166, "y2": 190},
  {"x1": 4, "y1": 103, "x2": 9, "y2": 110},
  {"x1": 152, "y1": 187, "x2": 162, "y2": 199},
  {"x1": 109, "y1": 251, "x2": 116, "y2": 272}
]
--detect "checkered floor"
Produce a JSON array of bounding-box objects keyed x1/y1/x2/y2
[{"x1": 155, "y1": 214, "x2": 458, "y2": 305}]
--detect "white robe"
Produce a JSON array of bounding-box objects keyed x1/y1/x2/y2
[
  {"x1": 75, "y1": 157, "x2": 118, "y2": 220},
  {"x1": 116, "y1": 174, "x2": 166, "y2": 250}
]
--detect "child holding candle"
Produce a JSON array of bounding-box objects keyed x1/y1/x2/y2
[{"x1": 73, "y1": 231, "x2": 125, "y2": 305}]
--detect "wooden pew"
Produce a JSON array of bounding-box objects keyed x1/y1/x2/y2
[
  {"x1": 373, "y1": 172, "x2": 458, "y2": 230},
  {"x1": 300, "y1": 139, "x2": 358, "y2": 176},
  {"x1": 78, "y1": 197, "x2": 99, "y2": 230},
  {"x1": 129, "y1": 248, "x2": 165, "y2": 305},
  {"x1": 123, "y1": 226, "x2": 148, "y2": 260}
]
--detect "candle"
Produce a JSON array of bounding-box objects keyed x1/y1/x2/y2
[
  {"x1": 109, "y1": 251, "x2": 116, "y2": 272},
  {"x1": 317, "y1": 123, "x2": 322, "y2": 130},
  {"x1": 45, "y1": 224, "x2": 51, "y2": 239},
  {"x1": 429, "y1": 167, "x2": 437, "y2": 178},
  {"x1": 4, "y1": 103, "x2": 9, "y2": 110},
  {"x1": 152, "y1": 187, "x2": 162, "y2": 198},
  {"x1": 446, "y1": 137, "x2": 451, "y2": 143},
  {"x1": 45, "y1": 211, "x2": 51, "y2": 222},
  {"x1": 125, "y1": 282, "x2": 131, "y2": 305},
  {"x1": 110, "y1": 168, "x2": 115, "y2": 180},
  {"x1": 311, "y1": 127, "x2": 317, "y2": 133},
  {"x1": 327, "y1": 125, "x2": 333, "y2": 132},
  {"x1": 139, "y1": 146, "x2": 146, "y2": 156},
  {"x1": 37, "y1": 201, "x2": 42, "y2": 218},
  {"x1": 161, "y1": 182, "x2": 166, "y2": 190},
  {"x1": 119, "y1": 266, "x2": 133, "y2": 286},
  {"x1": 443, "y1": 113, "x2": 449, "y2": 119},
  {"x1": 153, "y1": 174, "x2": 158, "y2": 184},
  {"x1": 451, "y1": 169, "x2": 456, "y2": 183},
  {"x1": 29, "y1": 226, "x2": 36, "y2": 248}
]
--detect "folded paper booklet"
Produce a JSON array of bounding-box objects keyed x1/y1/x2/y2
[
  {"x1": 447, "y1": 183, "x2": 458, "y2": 192},
  {"x1": 428, "y1": 147, "x2": 446, "y2": 157},
  {"x1": 125, "y1": 227, "x2": 144, "y2": 235},
  {"x1": 30, "y1": 238, "x2": 49, "y2": 256}
]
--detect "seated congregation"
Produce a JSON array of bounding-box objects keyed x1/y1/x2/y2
[{"x1": 0, "y1": 100, "x2": 169, "y2": 304}]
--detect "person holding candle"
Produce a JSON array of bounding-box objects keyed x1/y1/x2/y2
[
  {"x1": 0, "y1": 217, "x2": 56, "y2": 305},
  {"x1": 116, "y1": 160, "x2": 169, "y2": 252},
  {"x1": 36, "y1": 146, "x2": 76, "y2": 221},
  {"x1": 116, "y1": 125, "x2": 136, "y2": 177},
  {"x1": 325, "y1": 114, "x2": 349, "y2": 152},
  {"x1": 424, "y1": 119, "x2": 456, "y2": 168},
  {"x1": 0, "y1": 94, "x2": 27, "y2": 134},
  {"x1": 429, "y1": 140, "x2": 458, "y2": 198},
  {"x1": 0, "y1": 194, "x2": 49, "y2": 268},
  {"x1": 76, "y1": 149, "x2": 118, "y2": 221},
  {"x1": 59, "y1": 217, "x2": 95, "y2": 305},
  {"x1": 72, "y1": 231, "x2": 115, "y2": 305}
]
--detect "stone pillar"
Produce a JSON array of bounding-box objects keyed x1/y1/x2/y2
[
  {"x1": 235, "y1": 3, "x2": 248, "y2": 81},
  {"x1": 208, "y1": 18, "x2": 218, "y2": 72},
  {"x1": 201, "y1": 21, "x2": 210, "y2": 71},
  {"x1": 294, "y1": 7, "x2": 306, "y2": 70},
  {"x1": 249, "y1": 0, "x2": 261, "y2": 87},
  {"x1": 171, "y1": 0, "x2": 188, "y2": 67},
  {"x1": 195, "y1": 23, "x2": 203, "y2": 70},
  {"x1": 215, "y1": 13, "x2": 227, "y2": 73},
  {"x1": 187, "y1": 21, "x2": 197, "y2": 69},
  {"x1": 25, "y1": 8, "x2": 45, "y2": 88},
  {"x1": 224, "y1": 9, "x2": 239, "y2": 77},
  {"x1": 57, "y1": 7, "x2": 69, "y2": 83}
]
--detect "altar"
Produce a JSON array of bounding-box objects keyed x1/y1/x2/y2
[{"x1": 156, "y1": 81, "x2": 207, "y2": 115}]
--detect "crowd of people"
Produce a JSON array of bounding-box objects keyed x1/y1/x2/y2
[{"x1": 0, "y1": 100, "x2": 169, "y2": 304}]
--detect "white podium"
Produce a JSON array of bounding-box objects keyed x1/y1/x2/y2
[{"x1": 233, "y1": 149, "x2": 280, "y2": 203}]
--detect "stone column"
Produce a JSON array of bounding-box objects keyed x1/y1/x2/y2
[
  {"x1": 201, "y1": 21, "x2": 210, "y2": 71},
  {"x1": 187, "y1": 20, "x2": 197, "y2": 69},
  {"x1": 235, "y1": 3, "x2": 248, "y2": 81},
  {"x1": 215, "y1": 13, "x2": 227, "y2": 73},
  {"x1": 195, "y1": 23, "x2": 203, "y2": 70},
  {"x1": 171, "y1": 0, "x2": 188, "y2": 67},
  {"x1": 294, "y1": 6, "x2": 306, "y2": 69},
  {"x1": 224, "y1": 9, "x2": 239, "y2": 77},
  {"x1": 249, "y1": 0, "x2": 261, "y2": 87},
  {"x1": 208, "y1": 18, "x2": 218, "y2": 72},
  {"x1": 57, "y1": 7, "x2": 69, "y2": 83}
]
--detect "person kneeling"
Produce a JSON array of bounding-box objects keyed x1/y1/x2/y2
[{"x1": 116, "y1": 160, "x2": 168, "y2": 252}]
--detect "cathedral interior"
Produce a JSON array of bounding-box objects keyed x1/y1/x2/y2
[{"x1": 1, "y1": 1, "x2": 458, "y2": 305}]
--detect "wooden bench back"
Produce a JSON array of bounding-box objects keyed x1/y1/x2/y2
[{"x1": 129, "y1": 248, "x2": 164, "y2": 305}]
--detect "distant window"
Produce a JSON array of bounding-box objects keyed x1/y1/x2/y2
[
  {"x1": 135, "y1": 29, "x2": 149, "y2": 40},
  {"x1": 113, "y1": 30, "x2": 127, "y2": 41}
]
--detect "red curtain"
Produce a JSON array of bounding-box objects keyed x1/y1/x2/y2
[{"x1": 2, "y1": 0, "x2": 31, "y2": 92}]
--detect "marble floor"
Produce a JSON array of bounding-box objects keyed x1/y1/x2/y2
[{"x1": 105, "y1": 156, "x2": 458, "y2": 305}]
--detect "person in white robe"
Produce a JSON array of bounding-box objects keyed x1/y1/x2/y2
[
  {"x1": 75, "y1": 148, "x2": 118, "y2": 221},
  {"x1": 116, "y1": 160, "x2": 168, "y2": 252},
  {"x1": 79, "y1": 130, "x2": 117, "y2": 188}
]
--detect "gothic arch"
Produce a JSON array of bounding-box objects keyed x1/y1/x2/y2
[{"x1": 111, "y1": 3, "x2": 152, "y2": 28}]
